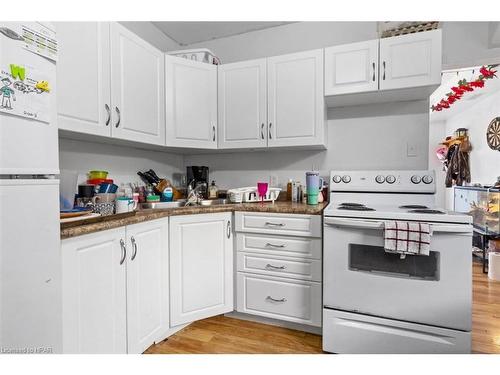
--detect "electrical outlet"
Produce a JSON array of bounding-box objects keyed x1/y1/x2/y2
[
  {"x1": 270, "y1": 175, "x2": 278, "y2": 187},
  {"x1": 407, "y1": 142, "x2": 418, "y2": 157}
]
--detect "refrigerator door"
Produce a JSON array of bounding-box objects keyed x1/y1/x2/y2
[
  {"x1": 0, "y1": 22, "x2": 59, "y2": 175},
  {"x1": 0, "y1": 179, "x2": 61, "y2": 353}
]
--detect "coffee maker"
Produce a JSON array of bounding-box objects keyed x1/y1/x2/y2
[{"x1": 186, "y1": 166, "x2": 209, "y2": 199}]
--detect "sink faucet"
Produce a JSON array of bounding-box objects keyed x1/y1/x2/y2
[{"x1": 185, "y1": 183, "x2": 206, "y2": 206}]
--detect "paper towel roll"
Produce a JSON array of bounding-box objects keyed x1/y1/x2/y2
[{"x1": 488, "y1": 252, "x2": 500, "y2": 281}]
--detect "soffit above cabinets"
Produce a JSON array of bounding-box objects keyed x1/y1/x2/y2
[{"x1": 152, "y1": 21, "x2": 293, "y2": 46}]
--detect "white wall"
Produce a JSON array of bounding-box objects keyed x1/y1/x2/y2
[
  {"x1": 185, "y1": 101, "x2": 430, "y2": 189},
  {"x1": 59, "y1": 138, "x2": 184, "y2": 187},
  {"x1": 120, "y1": 22, "x2": 180, "y2": 51},
  {"x1": 185, "y1": 22, "x2": 378, "y2": 63}
]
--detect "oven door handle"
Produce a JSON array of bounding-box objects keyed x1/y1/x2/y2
[
  {"x1": 324, "y1": 217, "x2": 384, "y2": 229},
  {"x1": 325, "y1": 217, "x2": 472, "y2": 235}
]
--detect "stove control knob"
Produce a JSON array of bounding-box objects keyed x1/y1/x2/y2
[
  {"x1": 342, "y1": 175, "x2": 351, "y2": 183},
  {"x1": 411, "y1": 175, "x2": 422, "y2": 184},
  {"x1": 386, "y1": 175, "x2": 396, "y2": 184},
  {"x1": 332, "y1": 175, "x2": 342, "y2": 183},
  {"x1": 422, "y1": 175, "x2": 434, "y2": 184},
  {"x1": 375, "y1": 175, "x2": 385, "y2": 184}
]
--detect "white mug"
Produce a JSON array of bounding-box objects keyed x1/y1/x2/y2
[{"x1": 115, "y1": 198, "x2": 137, "y2": 214}]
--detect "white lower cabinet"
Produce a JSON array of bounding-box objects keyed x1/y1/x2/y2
[
  {"x1": 237, "y1": 273, "x2": 322, "y2": 327},
  {"x1": 169, "y1": 212, "x2": 234, "y2": 326},
  {"x1": 234, "y1": 211, "x2": 322, "y2": 328},
  {"x1": 61, "y1": 218, "x2": 169, "y2": 353}
]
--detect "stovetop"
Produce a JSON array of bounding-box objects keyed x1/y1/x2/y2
[{"x1": 324, "y1": 202, "x2": 472, "y2": 224}]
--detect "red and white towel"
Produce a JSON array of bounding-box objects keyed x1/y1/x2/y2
[{"x1": 384, "y1": 221, "x2": 431, "y2": 256}]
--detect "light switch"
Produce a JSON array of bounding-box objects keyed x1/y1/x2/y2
[{"x1": 407, "y1": 142, "x2": 418, "y2": 157}]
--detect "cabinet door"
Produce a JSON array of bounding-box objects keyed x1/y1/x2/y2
[
  {"x1": 110, "y1": 23, "x2": 165, "y2": 145},
  {"x1": 56, "y1": 22, "x2": 111, "y2": 136},
  {"x1": 379, "y1": 29, "x2": 442, "y2": 91},
  {"x1": 170, "y1": 212, "x2": 233, "y2": 326},
  {"x1": 267, "y1": 49, "x2": 325, "y2": 147},
  {"x1": 324, "y1": 40, "x2": 379, "y2": 95},
  {"x1": 166, "y1": 56, "x2": 218, "y2": 149},
  {"x1": 126, "y1": 219, "x2": 169, "y2": 354},
  {"x1": 62, "y1": 228, "x2": 127, "y2": 354},
  {"x1": 218, "y1": 59, "x2": 267, "y2": 149}
]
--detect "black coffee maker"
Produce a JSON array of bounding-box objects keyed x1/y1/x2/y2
[{"x1": 186, "y1": 166, "x2": 209, "y2": 199}]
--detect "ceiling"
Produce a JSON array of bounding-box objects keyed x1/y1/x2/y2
[{"x1": 152, "y1": 21, "x2": 293, "y2": 46}]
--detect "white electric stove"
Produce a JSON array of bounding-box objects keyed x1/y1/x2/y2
[{"x1": 322, "y1": 170, "x2": 473, "y2": 354}]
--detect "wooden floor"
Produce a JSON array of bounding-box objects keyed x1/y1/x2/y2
[{"x1": 146, "y1": 262, "x2": 500, "y2": 354}]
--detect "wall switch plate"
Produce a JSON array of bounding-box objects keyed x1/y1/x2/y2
[
  {"x1": 407, "y1": 142, "x2": 418, "y2": 157},
  {"x1": 270, "y1": 175, "x2": 278, "y2": 187}
]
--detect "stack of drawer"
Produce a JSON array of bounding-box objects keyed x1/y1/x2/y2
[{"x1": 234, "y1": 211, "x2": 322, "y2": 327}]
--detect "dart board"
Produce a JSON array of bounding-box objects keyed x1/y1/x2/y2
[{"x1": 486, "y1": 117, "x2": 500, "y2": 151}]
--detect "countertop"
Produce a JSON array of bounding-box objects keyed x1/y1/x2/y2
[{"x1": 60, "y1": 201, "x2": 327, "y2": 239}]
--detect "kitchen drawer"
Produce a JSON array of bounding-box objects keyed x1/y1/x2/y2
[
  {"x1": 237, "y1": 252, "x2": 322, "y2": 282},
  {"x1": 236, "y1": 273, "x2": 322, "y2": 327},
  {"x1": 236, "y1": 232, "x2": 322, "y2": 259},
  {"x1": 235, "y1": 212, "x2": 321, "y2": 237}
]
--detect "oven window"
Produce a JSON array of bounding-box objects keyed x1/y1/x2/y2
[{"x1": 348, "y1": 244, "x2": 440, "y2": 281}]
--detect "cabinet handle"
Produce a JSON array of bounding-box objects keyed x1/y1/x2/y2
[
  {"x1": 372, "y1": 62, "x2": 376, "y2": 82},
  {"x1": 382, "y1": 61, "x2": 386, "y2": 80},
  {"x1": 261, "y1": 123, "x2": 265, "y2": 140},
  {"x1": 130, "y1": 236, "x2": 138, "y2": 261},
  {"x1": 115, "y1": 106, "x2": 121, "y2": 128},
  {"x1": 227, "y1": 220, "x2": 231, "y2": 239},
  {"x1": 119, "y1": 239, "x2": 126, "y2": 265},
  {"x1": 265, "y1": 263, "x2": 286, "y2": 270},
  {"x1": 268, "y1": 123, "x2": 272, "y2": 140},
  {"x1": 105, "y1": 104, "x2": 111, "y2": 126},
  {"x1": 266, "y1": 242, "x2": 286, "y2": 248},
  {"x1": 265, "y1": 221, "x2": 285, "y2": 227},
  {"x1": 212, "y1": 125, "x2": 216, "y2": 142},
  {"x1": 266, "y1": 296, "x2": 287, "y2": 303}
]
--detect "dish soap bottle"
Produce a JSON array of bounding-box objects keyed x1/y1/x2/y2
[{"x1": 208, "y1": 180, "x2": 218, "y2": 199}]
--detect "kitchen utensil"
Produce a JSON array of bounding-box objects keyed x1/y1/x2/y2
[
  {"x1": 147, "y1": 169, "x2": 162, "y2": 182},
  {"x1": 60, "y1": 212, "x2": 101, "y2": 224},
  {"x1": 92, "y1": 202, "x2": 115, "y2": 216},
  {"x1": 88, "y1": 170, "x2": 108, "y2": 180},
  {"x1": 60, "y1": 207, "x2": 92, "y2": 219},
  {"x1": 257, "y1": 182, "x2": 268, "y2": 204},
  {"x1": 92, "y1": 193, "x2": 116, "y2": 204},
  {"x1": 116, "y1": 197, "x2": 137, "y2": 214},
  {"x1": 78, "y1": 184, "x2": 95, "y2": 198},
  {"x1": 146, "y1": 195, "x2": 161, "y2": 202},
  {"x1": 98, "y1": 183, "x2": 118, "y2": 194}
]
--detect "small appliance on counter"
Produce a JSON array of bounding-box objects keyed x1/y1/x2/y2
[
  {"x1": 186, "y1": 166, "x2": 209, "y2": 199},
  {"x1": 228, "y1": 186, "x2": 281, "y2": 203}
]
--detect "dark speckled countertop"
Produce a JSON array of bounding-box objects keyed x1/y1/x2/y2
[{"x1": 60, "y1": 201, "x2": 327, "y2": 239}]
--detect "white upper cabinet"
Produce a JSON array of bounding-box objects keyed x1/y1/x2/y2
[
  {"x1": 324, "y1": 40, "x2": 379, "y2": 95},
  {"x1": 169, "y1": 213, "x2": 233, "y2": 326},
  {"x1": 110, "y1": 23, "x2": 165, "y2": 145},
  {"x1": 62, "y1": 228, "x2": 127, "y2": 354},
  {"x1": 267, "y1": 49, "x2": 326, "y2": 148},
  {"x1": 218, "y1": 59, "x2": 268, "y2": 149},
  {"x1": 56, "y1": 22, "x2": 112, "y2": 136},
  {"x1": 166, "y1": 56, "x2": 218, "y2": 149},
  {"x1": 379, "y1": 29, "x2": 442, "y2": 91},
  {"x1": 126, "y1": 219, "x2": 169, "y2": 354}
]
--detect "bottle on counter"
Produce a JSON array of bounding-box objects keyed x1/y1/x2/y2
[
  {"x1": 286, "y1": 179, "x2": 293, "y2": 201},
  {"x1": 208, "y1": 180, "x2": 219, "y2": 199}
]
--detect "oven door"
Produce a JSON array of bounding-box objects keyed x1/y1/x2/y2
[{"x1": 323, "y1": 216, "x2": 472, "y2": 331}]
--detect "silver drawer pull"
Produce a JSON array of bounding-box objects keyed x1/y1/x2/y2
[
  {"x1": 265, "y1": 263, "x2": 286, "y2": 270},
  {"x1": 265, "y1": 222, "x2": 285, "y2": 227},
  {"x1": 266, "y1": 296, "x2": 287, "y2": 303},
  {"x1": 266, "y1": 242, "x2": 286, "y2": 248}
]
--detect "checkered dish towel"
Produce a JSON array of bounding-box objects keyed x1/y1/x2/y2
[{"x1": 384, "y1": 221, "x2": 431, "y2": 256}]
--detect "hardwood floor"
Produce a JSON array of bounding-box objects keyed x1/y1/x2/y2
[{"x1": 146, "y1": 262, "x2": 500, "y2": 354}]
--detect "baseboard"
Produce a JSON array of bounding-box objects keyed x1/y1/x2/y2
[
  {"x1": 224, "y1": 311, "x2": 322, "y2": 335},
  {"x1": 154, "y1": 322, "x2": 190, "y2": 345}
]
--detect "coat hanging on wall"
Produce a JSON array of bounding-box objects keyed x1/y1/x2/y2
[{"x1": 486, "y1": 117, "x2": 500, "y2": 151}]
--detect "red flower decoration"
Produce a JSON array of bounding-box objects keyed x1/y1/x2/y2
[
  {"x1": 451, "y1": 86, "x2": 464, "y2": 95},
  {"x1": 470, "y1": 79, "x2": 485, "y2": 88},
  {"x1": 439, "y1": 99, "x2": 450, "y2": 108},
  {"x1": 459, "y1": 84, "x2": 474, "y2": 92}
]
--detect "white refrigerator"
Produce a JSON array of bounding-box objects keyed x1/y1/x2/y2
[{"x1": 0, "y1": 22, "x2": 61, "y2": 353}]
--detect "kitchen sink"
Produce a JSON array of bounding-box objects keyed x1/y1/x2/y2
[
  {"x1": 197, "y1": 199, "x2": 232, "y2": 206},
  {"x1": 139, "y1": 200, "x2": 187, "y2": 210}
]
